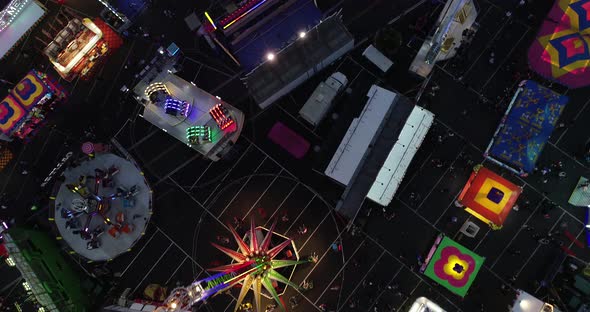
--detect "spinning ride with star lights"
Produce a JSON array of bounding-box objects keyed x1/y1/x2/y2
[
  {"x1": 52, "y1": 153, "x2": 152, "y2": 261},
  {"x1": 458, "y1": 165, "x2": 522, "y2": 230},
  {"x1": 161, "y1": 219, "x2": 315, "y2": 312},
  {"x1": 528, "y1": 0, "x2": 590, "y2": 88}
]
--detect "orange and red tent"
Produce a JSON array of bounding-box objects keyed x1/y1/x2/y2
[{"x1": 458, "y1": 166, "x2": 522, "y2": 229}]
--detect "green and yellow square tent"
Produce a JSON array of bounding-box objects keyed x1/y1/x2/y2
[{"x1": 422, "y1": 234, "x2": 485, "y2": 297}]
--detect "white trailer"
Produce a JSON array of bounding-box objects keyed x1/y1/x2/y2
[{"x1": 298, "y1": 72, "x2": 348, "y2": 127}]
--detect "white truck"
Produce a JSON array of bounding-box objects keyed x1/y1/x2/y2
[{"x1": 298, "y1": 72, "x2": 348, "y2": 127}]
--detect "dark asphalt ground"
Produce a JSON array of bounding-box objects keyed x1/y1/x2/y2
[{"x1": 2, "y1": 0, "x2": 590, "y2": 311}]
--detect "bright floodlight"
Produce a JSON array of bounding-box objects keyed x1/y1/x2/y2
[
  {"x1": 266, "y1": 53, "x2": 275, "y2": 61},
  {"x1": 299, "y1": 31, "x2": 306, "y2": 38},
  {"x1": 171, "y1": 302, "x2": 177, "y2": 309}
]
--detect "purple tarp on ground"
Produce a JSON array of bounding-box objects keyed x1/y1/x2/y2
[{"x1": 267, "y1": 122, "x2": 310, "y2": 159}]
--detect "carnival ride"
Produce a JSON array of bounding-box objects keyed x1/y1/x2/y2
[
  {"x1": 0, "y1": 69, "x2": 66, "y2": 141},
  {"x1": 136, "y1": 73, "x2": 244, "y2": 161},
  {"x1": 53, "y1": 153, "x2": 151, "y2": 261},
  {"x1": 162, "y1": 219, "x2": 315, "y2": 312}
]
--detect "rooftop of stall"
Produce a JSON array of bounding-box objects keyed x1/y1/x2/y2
[
  {"x1": 0, "y1": 70, "x2": 66, "y2": 141},
  {"x1": 0, "y1": 0, "x2": 46, "y2": 59},
  {"x1": 244, "y1": 14, "x2": 354, "y2": 109},
  {"x1": 226, "y1": 0, "x2": 322, "y2": 71}
]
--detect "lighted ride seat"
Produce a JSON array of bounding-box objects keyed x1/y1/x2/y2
[{"x1": 267, "y1": 122, "x2": 310, "y2": 159}]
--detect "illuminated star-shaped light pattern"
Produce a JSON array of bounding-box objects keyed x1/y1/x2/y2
[
  {"x1": 162, "y1": 219, "x2": 315, "y2": 312},
  {"x1": 210, "y1": 219, "x2": 312, "y2": 312}
]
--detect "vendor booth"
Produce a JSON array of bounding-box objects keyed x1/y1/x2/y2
[
  {"x1": 0, "y1": 69, "x2": 66, "y2": 141},
  {"x1": 421, "y1": 234, "x2": 484, "y2": 297},
  {"x1": 44, "y1": 18, "x2": 123, "y2": 81},
  {"x1": 0, "y1": 0, "x2": 46, "y2": 59},
  {"x1": 458, "y1": 165, "x2": 522, "y2": 229},
  {"x1": 484, "y1": 80, "x2": 568, "y2": 175}
]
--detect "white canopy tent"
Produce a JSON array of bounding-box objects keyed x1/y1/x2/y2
[{"x1": 325, "y1": 85, "x2": 433, "y2": 207}]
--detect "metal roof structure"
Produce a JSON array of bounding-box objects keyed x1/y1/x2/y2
[{"x1": 244, "y1": 14, "x2": 354, "y2": 109}]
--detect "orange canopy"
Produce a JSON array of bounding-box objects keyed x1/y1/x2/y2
[{"x1": 458, "y1": 166, "x2": 522, "y2": 229}]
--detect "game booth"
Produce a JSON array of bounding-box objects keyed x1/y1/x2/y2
[
  {"x1": 44, "y1": 17, "x2": 123, "y2": 81},
  {"x1": 51, "y1": 152, "x2": 152, "y2": 262},
  {"x1": 421, "y1": 234, "x2": 484, "y2": 297},
  {"x1": 484, "y1": 80, "x2": 568, "y2": 175},
  {"x1": 0, "y1": 0, "x2": 46, "y2": 59},
  {"x1": 528, "y1": 0, "x2": 590, "y2": 88},
  {"x1": 0, "y1": 69, "x2": 66, "y2": 142},
  {"x1": 458, "y1": 165, "x2": 522, "y2": 230}
]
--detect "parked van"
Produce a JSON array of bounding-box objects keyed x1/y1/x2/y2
[{"x1": 298, "y1": 72, "x2": 348, "y2": 127}]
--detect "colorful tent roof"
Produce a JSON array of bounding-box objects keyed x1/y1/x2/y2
[
  {"x1": 423, "y1": 235, "x2": 484, "y2": 297},
  {"x1": 0, "y1": 70, "x2": 61, "y2": 136},
  {"x1": 458, "y1": 166, "x2": 522, "y2": 229},
  {"x1": 528, "y1": 0, "x2": 590, "y2": 88},
  {"x1": 485, "y1": 80, "x2": 568, "y2": 174},
  {"x1": 0, "y1": 95, "x2": 26, "y2": 135}
]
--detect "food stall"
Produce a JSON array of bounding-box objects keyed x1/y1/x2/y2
[
  {"x1": 0, "y1": 69, "x2": 66, "y2": 141},
  {"x1": 511, "y1": 289, "x2": 555, "y2": 312},
  {"x1": 44, "y1": 18, "x2": 123, "y2": 81}
]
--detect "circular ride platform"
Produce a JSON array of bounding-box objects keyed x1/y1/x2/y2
[{"x1": 54, "y1": 153, "x2": 152, "y2": 261}]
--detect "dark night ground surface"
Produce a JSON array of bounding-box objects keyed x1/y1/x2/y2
[{"x1": 1, "y1": 0, "x2": 590, "y2": 311}]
